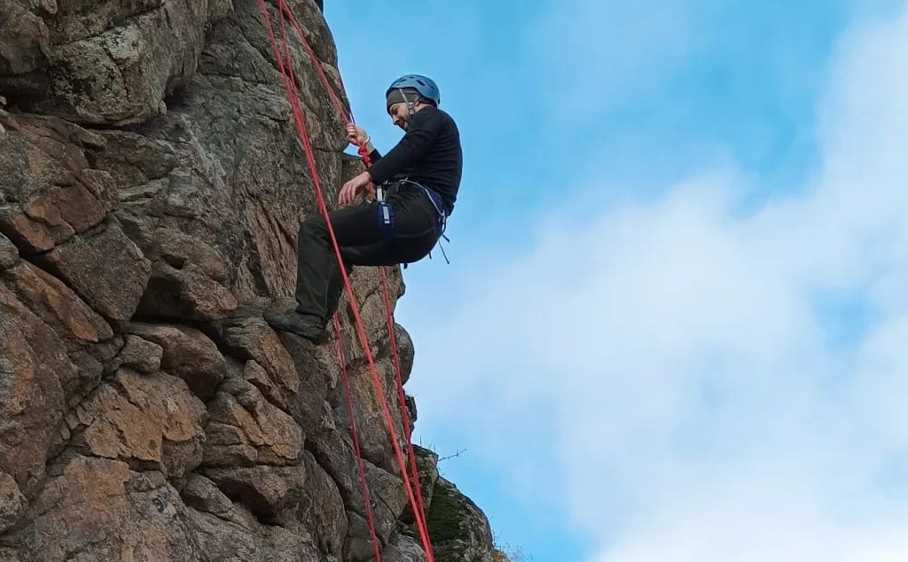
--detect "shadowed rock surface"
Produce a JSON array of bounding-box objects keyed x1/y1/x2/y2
[{"x1": 1, "y1": 1, "x2": 506, "y2": 561}]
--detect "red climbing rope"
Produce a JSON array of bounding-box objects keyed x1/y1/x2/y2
[
  {"x1": 282, "y1": 0, "x2": 433, "y2": 529},
  {"x1": 276, "y1": 1, "x2": 375, "y2": 168},
  {"x1": 378, "y1": 268, "x2": 430, "y2": 523},
  {"x1": 271, "y1": 0, "x2": 433, "y2": 550},
  {"x1": 332, "y1": 315, "x2": 383, "y2": 562},
  {"x1": 279, "y1": 3, "x2": 349, "y2": 120},
  {"x1": 256, "y1": 2, "x2": 435, "y2": 560}
]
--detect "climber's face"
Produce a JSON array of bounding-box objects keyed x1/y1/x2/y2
[{"x1": 388, "y1": 102, "x2": 411, "y2": 130}]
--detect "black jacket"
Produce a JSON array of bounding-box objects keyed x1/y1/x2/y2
[{"x1": 368, "y1": 106, "x2": 462, "y2": 214}]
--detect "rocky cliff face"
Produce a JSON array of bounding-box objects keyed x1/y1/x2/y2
[{"x1": 0, "y1": 1, "x2": 504, "y2": 560}]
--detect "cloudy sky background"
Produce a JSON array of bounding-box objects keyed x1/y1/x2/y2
[{"x1": 326, "y1": 1, "x2": 908, "y2": 560}]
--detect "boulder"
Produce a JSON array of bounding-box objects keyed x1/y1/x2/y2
[
  {"x1": 69, "y1": 370, "x2": 207, "y2": 481},
  {"x1": 0, "y1": 284, "x2": 76, "y2": 495},
  {"x1": 115, "y1": 334, "x2": 164, "y2": 374},
  {"x1": 8, "y1": 455, "x2": 202, "y2": 561},
  {"x1": 203, "y1": 378, "x2": 303, "y2": 468},
  {"x1": 128, "y1": 322, "x2": 226, "y2": 399},
  {"x1": 427, "y1": 477, "x2": 499, "y2": 562},
  {"x1": 0, "y1": 472, "x2": 25, "y2": 534},
  {"x1": 35, "y1": 220, "x2": 152, "y2": 321}
]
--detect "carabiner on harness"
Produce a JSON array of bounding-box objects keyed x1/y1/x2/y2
[{"x1": 375, "y1": 184, "x2": 395, "y2": 241}]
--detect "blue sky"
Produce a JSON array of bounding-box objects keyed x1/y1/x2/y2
[{"x1": 325, "y1": 2, "x2": 908, "y2": 561}]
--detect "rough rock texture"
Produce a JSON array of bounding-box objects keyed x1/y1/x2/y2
[
  {"x1": 407, "y1": 447, "x2": 510, "y2": 562},
  {"x1": 0, "y1": 1, "x2": 506, "y2": 561},
  {"x1": 426, "y1": 477, "x2": 498, "y2": 562}
]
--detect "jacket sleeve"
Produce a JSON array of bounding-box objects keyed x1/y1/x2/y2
[{"x1": 368, "y1": 110, "x2": 443, "y2": 185}]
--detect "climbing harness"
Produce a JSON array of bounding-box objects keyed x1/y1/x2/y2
[
  {"x1": 377, "y1": 178, "x2": 448, "y2": 235},
  {"x1": 396, "y1": 178, "x2": 450, "y2": 264},
  {"x1": 255, "y1": 3, "x2": 436, "y2": 561},
  {"x1": 397, "y1": 179, "x2": 448, "y2": 228}
]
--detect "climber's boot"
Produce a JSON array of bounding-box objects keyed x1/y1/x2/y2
[{"x1": 264, "y1": 309, "x2": 326, "y2": 343}]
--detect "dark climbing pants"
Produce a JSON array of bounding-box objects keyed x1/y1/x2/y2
[{"x1": 295, "y1": 185, "x2": 442, "y2": 322}]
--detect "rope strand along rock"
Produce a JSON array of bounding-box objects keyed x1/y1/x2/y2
[{"x1": 256, "y1": 2, "x2": 435, "y2": 560}]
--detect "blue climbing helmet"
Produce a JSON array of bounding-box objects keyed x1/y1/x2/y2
[{"x1": 386, "y1": 74, "x2": 441, "y2": 106}]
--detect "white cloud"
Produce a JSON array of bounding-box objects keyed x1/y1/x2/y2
[{"x1": 406, "y1": 3, "x2": 908, "y2": 561}]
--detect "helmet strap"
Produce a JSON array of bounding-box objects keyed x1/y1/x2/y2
[{"x1": 398, "y1": 88, "x2": 416, "y2": 120}]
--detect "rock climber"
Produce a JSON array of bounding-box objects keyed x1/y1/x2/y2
[{"x1": 265, "y1": 74, "x2": 462, "y2": 341}]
